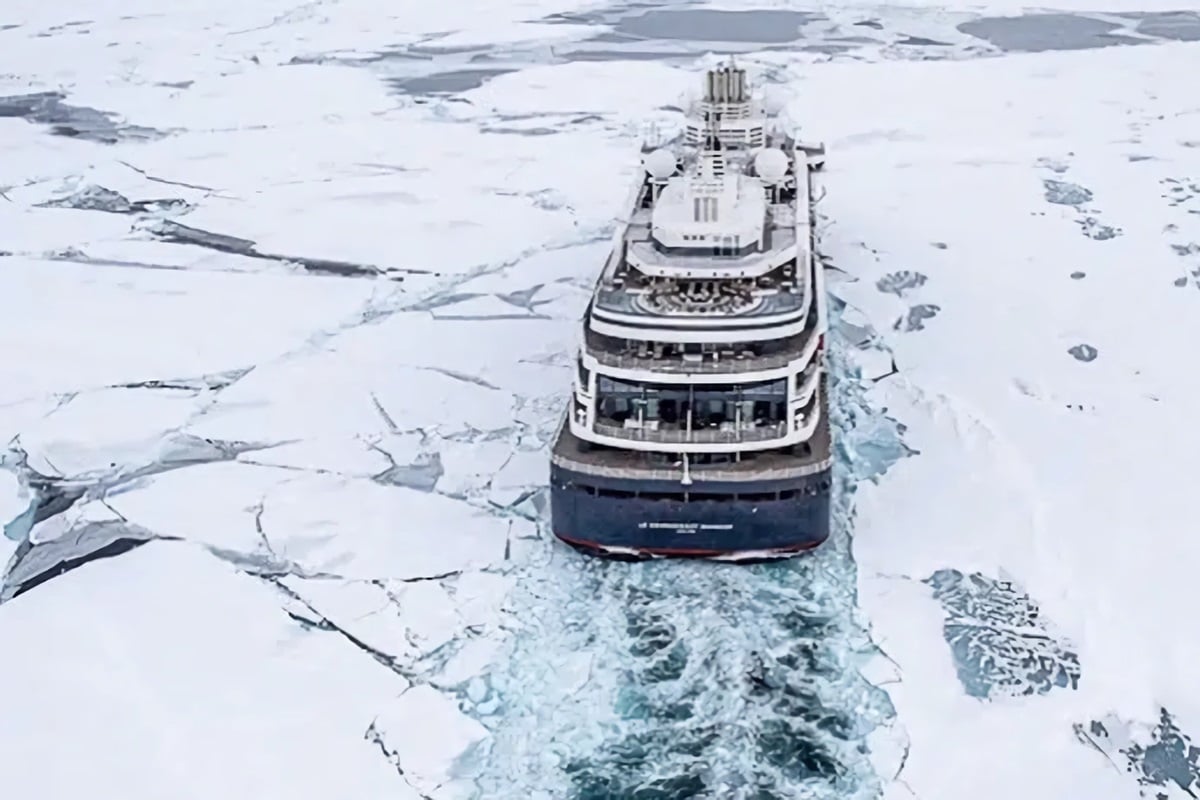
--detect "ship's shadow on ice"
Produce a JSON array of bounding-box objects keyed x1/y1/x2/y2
[{"x1": 458, "y1": 304, "x2": 914, "y2": 800}]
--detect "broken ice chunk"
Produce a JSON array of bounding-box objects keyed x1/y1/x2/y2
[{"x1": 372, "y1": 685, "x2": 488, "y2": 795}]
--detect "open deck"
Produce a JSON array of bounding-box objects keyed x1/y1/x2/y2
[
  {"x1": 583, "y1": 299, "x2": 819, "y2": 374},
  {"x1": 551, "y1": 381, "x2": 831, "y2": 483}
]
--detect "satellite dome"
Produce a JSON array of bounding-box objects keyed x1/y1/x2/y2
[
  {"x1": 643, "y1": 148, "x2": 677, "y2": 179},
  {"x1": 762, "y1": 87, "x2": 789, "y2": 116},
  {"x1": 755, "y1": 148, "x2": 789, "y2": 183}
]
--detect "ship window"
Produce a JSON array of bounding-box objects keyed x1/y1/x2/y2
[
  {"x1": 688, "y1": 492, "x2": 734, "y2": 502},
  {"x1": 594, "y1": 377, "x2": 789, "y2": 431},
  {"x1": 640, "y1": 491, "x2": 684, "y2": 502},
  {"x1": 778, "y1": 490, "x2": 797, "y2": 500}
]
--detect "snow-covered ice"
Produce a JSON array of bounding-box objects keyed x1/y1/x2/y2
[
  {"x1": 3, "y1": 2, "x2": 1200, "y2": 799},
  {"x1": 817, "y1": 41, "x2": 1200, "y2": 799}
]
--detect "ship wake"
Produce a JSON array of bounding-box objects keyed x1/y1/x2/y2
[{"x1": 459, "y1": 306, "x2": 911, "y2": 799}]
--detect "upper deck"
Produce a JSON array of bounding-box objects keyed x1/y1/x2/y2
[{"x1": 587, "y1": 145, "x2": 815, "y2": 343}]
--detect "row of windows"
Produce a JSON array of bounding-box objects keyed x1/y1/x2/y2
[{"x1": 571, "y1": 482, "x2": 832, "y2": 502}]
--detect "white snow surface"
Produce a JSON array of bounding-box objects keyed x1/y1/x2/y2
[{"x1": 2, "y1": 2, "x2": 1199, "y2": 799}]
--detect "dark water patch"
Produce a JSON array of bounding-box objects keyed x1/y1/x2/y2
[
  {"x1": 3, "y1": 480, "x2": 85, "y2": 543},
  {"x1": 1043, "y1": 179, "x2": 1093, "y2": 206},
  {"x1": 558, "y1": 48, "x2": 700, "y2": 63},
  {"x1": 924, "y1": 569, "x2": 1081, "y2": 699},
  {"x1": 1076, "y1": 710, "x2": 1200, "y2": 797},
  {"x1": 373, "y1": 451, "x2": 443, "y2": 492},
  {"x1": 0, "y1": 92, "x2": 164, "y2": 144},
  {"x1": 290, "y1": 48, "x2": 433, "y2": 67},
  {"x1": 496, "y1": 284, "x2": 548, "y2": 311},
  {"x1": 1, "y1": 521, "x2": 162, "y2": 603},
  {"x1": 1121, "y1": 10, "x2": 1200, "y2": 42},
  {"x1": 1126, "y1": 711, "x2": 1200, "y2": 796},
  {"x1": 798, "y1": 43, "x2": 860, "y2": 55},
  {"x1": 150, "y1": 220, "x2": 425, "y2": 279},
  {"x1": 543, "y1": 1, "x2": 706, "y2": 26},
  {"x1": 875, "y1": 270, "x2": 927, "y2": 297},
  {"x1": 479, "y1": 125, "x2": 559, "y2": 136},
  {"x1": 897, "y1": 35, "x2": 950, "y2": 46},
  {"x1": 27, "y1": 483, "x2": 87, "y2": 526},
  {"x1": 854, "y1": 20, "x2": 884, "y2": 30},
  {"x1": 410, "y1": 42, "x2": 498, "y2": 57},
  {"x1": 1162, "y1": 177, "x2": 1199, "y2": 208},
  {"x1": 387, "y1": 69, "x2": 514, "y2": 95},
  {"x1": 613, "y1": 9, "x2": 822, "y2": 44},
  {"x1": 959, "y1": 14, "x2": 1143, "y2": 53},
  {"x1": 38, "y1": 184, "x2": 189, "y2": 215},
  {"x1": 1068, "y1": 343, "x2": 1098, "y2": 362},
  {"x1": 893, "y1": 304, "x2": 940, "y2": 332},
  {"x1": 587, "y1": 31, "x2": 644, "y2": 45},
  {"x1": 1076, "y1": 216, "x2": 1120, "y2": 240}
]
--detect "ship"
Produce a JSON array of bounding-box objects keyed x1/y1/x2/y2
[{"x1": 549, "y1": 63, "x2": 832, "y2": 560}]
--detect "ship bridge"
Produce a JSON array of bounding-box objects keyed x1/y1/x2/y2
[
  {"x1": 643, "y1": 148, "x2": 770, "y2": 278},
  {"x1": 683, "y1": 64, "x2": 767, "y2": 149}
]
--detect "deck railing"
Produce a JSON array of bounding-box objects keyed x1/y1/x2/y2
[
  {"x1": 593, "y1": 420, "x2": 788, "y2": 445},
  {"x1": 588, "y1": 348, "x2": 798, "y2": 374}
]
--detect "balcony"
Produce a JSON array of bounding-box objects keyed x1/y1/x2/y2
[
  {"x1": 593, "y1": 419, "x2": 788, "y2": 445},
  {"x1": 584, "y1": 325, "x2": 815, "y2": 375}
]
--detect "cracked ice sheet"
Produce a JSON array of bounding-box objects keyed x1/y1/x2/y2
[
  {"x1": 4, "y1": 62, "x2": 625, "y2": 272},
  {"x1": 0, "y1": 256, "x2": 377, "y2": 403},
  {"x1": 108, "y1": 461, "x2": 526, "y2": 580},
  {"x1": 0, "y1": 541, "x2": 420, "y2": 800},
  {"x1": 800, "y1": 43, "x2": 1200, "y2": 799},
  {"x1": 261, "y1": 474, "x2": 518, "y2": 580},
  {"x1": 16, "y1": 388, "x2": 202, "y2": 477},
  {"x1": 126, "y1": 112, "x2": 625, "y2": 272},
  {"x1": 0, "y1": 0, "x2": 604, "y2": 79},
  {"x1": 189, "y1": 311, "x2": 575, "y2": 444}
]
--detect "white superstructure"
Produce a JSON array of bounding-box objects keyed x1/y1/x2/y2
[{"x1": 568, "y1": 63, "x2": 829, "y2": 464}]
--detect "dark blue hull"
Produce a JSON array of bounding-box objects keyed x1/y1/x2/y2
[{"x1": 550, "y1": 462, "x2": 832, "y2": 559}]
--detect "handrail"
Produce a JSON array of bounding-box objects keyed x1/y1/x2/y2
[
  {"x1": 593, "y1": 420, "x2": 787, "y2": 445},
  {"x1": 588, "y1": 348, "x2": 798, "y2": 374}
]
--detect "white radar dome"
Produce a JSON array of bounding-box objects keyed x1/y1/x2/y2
[
  {"x1": 643, "y1": 148, "x2": 677, "y2": 179},
  {"x1": 762, "y1": 87, "x2": 789, "y2": 116},
  {"x1": 755, "y1": 147, "x2": 789, "y2": 184}
]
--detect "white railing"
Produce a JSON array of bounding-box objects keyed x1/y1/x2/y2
[
  {"x1": 588, "y1": 348, "x2": 797, "y2": 374},
  {"x1": 593, "y1": 420, "x2": 787, "y2": 445}
]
